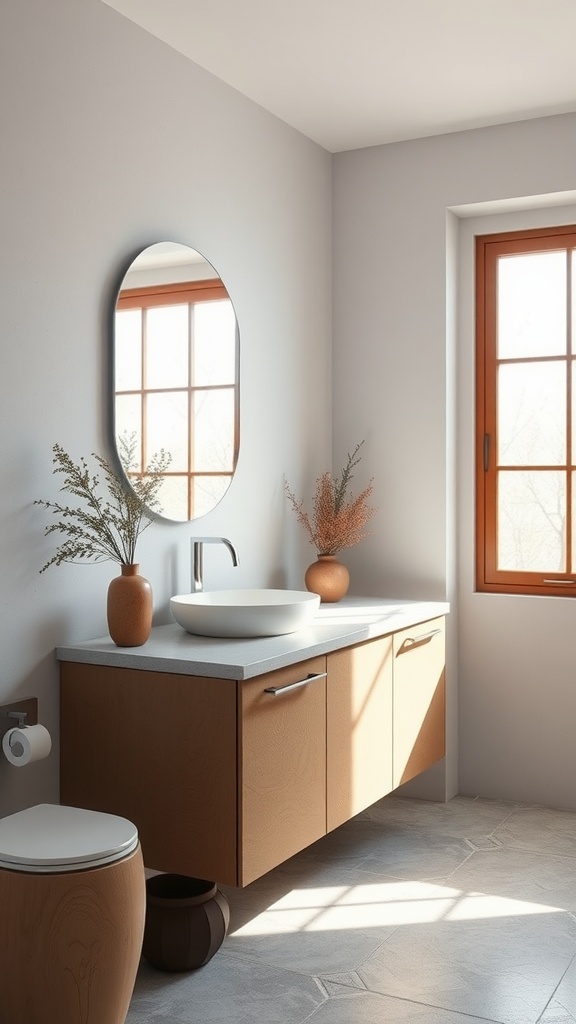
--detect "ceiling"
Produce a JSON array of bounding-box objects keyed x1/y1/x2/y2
[{"x1": 101, "y1": 0, "x2": 576, "y2": 153}]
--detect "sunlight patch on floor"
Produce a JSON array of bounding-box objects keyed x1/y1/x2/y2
[{"x1": 229, "y1": 880, "x2": 562, "y2": 937}]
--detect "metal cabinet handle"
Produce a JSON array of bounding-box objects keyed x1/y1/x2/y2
[
  {"x1": 397, "y1": 628, "x2": 441, "y2": 655},
  {"x1": 264, "y1": 671, "x2": 327, "y2": 696}
]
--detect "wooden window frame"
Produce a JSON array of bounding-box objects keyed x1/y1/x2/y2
[{"x1": 476, "y1": 223, "x2": 576, "y2": 597}]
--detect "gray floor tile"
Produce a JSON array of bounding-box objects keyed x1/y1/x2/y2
[
  {"x1": 543, "y1": 956, "x2": 576, "y2": 1019},
  {"x1": 304, "y1": 989, "x2": 499, "y2": 1022},
  {"x1": 357, "y1": 912, "x2": 576, "y2": 1024},
  {"x1": 292, "y1": 816, "x2": 474, "y2": 880},
  {"x1": 361, "y1": 794, "x2": 520, "y2": 840},
  {"x1": 126, "y1": 955, "x2": 325, "y2": 1024},
  {"x1": 222, "y1": 860, "x2": 399, "y2": 974},
  {"x1": 320, "y1": 972, "x2": 367, "y2": 995},
  {"x1": 493, "y1": 805, "x2": 576, "y2": 858},
  {"x1": 539, "y1": 1005, "x2": 576, "y2": 1023},
  {"x1": 446, "y1": 845, "x2": 576, "y2": 913}
]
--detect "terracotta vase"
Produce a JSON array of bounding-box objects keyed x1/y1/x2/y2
[
  {"x1": 107, "y1": 563, "x2": 153, "y2": 647},
  {"x1": 142, "y1": 873, "x2": 230, "y2": 972},
  {"x1": 304, "y1": 554, "x2": 350, "y2": 603}
]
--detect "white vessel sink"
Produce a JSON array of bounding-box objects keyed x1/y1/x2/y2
[{"x1": 170, "y1": 589, "x2": 320, "y2": 638}]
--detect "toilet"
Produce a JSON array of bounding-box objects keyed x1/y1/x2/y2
[{"x1": 0, "y1": 803, "x2": 145, "y2": 1024}]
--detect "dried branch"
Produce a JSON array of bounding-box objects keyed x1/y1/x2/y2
[
  {"x1": 285, "y1": 442, "x2": 377, "y2": 555},
  {"x1": 35, "y1": 440, "x2": 171, "y2": 572}
]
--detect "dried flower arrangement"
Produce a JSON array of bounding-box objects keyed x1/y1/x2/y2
[
  {"x1": 284, "y1": 441, "x2": 377, "y2": 555},
  {"x1": 35, "y1": 438, "x2": 171, "y2": 572}
]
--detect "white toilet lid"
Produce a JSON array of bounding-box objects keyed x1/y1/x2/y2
[{"x1": 0, "y1": 804, "x2": 139, "y2": 873}]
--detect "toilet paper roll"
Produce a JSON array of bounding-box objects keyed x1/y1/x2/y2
[{"x1": 2, "y1": 724, "x2": 52, "y2": 766}]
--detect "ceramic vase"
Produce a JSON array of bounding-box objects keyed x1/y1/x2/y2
[
  {"x1": 304, "y1": 554, "x2": 350, "y2": 603},
  {"x1": 107, "y1": 563, "x2": 153, "y2": 647},
  {"x1": 142, "y1": 873, "x2": 230, "y2": 972}
]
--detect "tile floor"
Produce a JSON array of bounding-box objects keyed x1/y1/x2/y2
[{"x1": 126, "y1": 795, "x2": 576, "y2": 1023}]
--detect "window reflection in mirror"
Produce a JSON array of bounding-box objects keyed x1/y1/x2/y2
[{"x1": 113, "y1": 242, "x2": 239, "y2": 522}]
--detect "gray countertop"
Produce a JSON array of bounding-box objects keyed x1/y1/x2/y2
[{"x1": 56, "y1": 597, "x2": 449, "y2": 680}]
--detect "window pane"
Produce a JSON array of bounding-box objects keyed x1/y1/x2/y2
[
  {"x1": 146, "y1": 305, "x2": 189, "y2": 389},
  {"x1": 572, "y1": 363, "x2": 576, "y2": 465},
  {"x1": 192, "y1": 389, "x2": 235, "y2": 471},
  {"x1": 146, "y1": 392, "x2": 188, "y2": 470},
  {"x1": 115, "y1": 396, "x2": 142, "y2": 468},
  {"x1": 498, "y1": 470, "x2": 566, "y2": 572},
  {"x1": 193, "y1": 300, "x2": 236, "y2": 386},
  {"x1": 115, "y1": 310, "x2": 142, "y2": 391},
  {"x1": 497, "y1": 362, "x2": 565, "y2": 465},
  {"x1": 497, "y1": 251, "x2": 566, "y2": 358},
  {"x1": 192, "y1": 476, "x2": 232, "y2": 518},
  {"x1": 154, "y1": 475, "x2": 189, "y2": 522}
]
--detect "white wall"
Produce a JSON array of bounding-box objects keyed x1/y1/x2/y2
[
  {"x1": 0, "y1": 0, "x2": 332, "y2": 815},
  {"x1": 333, "y1": 114, "x2": 576, "y2": 808},
  {"x1": 5, "y1": 0, "x2": 576, "y2": 821}
]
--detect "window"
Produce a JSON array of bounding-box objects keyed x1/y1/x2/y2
[
  {"x1": 476, "y1": 224, "x2": 576, "y2": 596},
  {"x1": 115, "y1": 278, "x2": 238, "y2": 522}
]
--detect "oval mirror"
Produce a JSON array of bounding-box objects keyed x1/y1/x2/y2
[{"x1": 112, "y1": 241, "x2": 239, "y2": 522}]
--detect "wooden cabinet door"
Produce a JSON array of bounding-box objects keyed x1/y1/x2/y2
[
  {"x1": 393, "y1": 617, "x2": 445, "y2": 787},
  {"x1": 60, "y1": 663, "x2": 238, "y2": 885},
  {"x1": 238, "y1": 657, "x2": 326, "y2": 886},
  {"x1": 327, "y1": 635, "x2": 393, "y2": 832}
]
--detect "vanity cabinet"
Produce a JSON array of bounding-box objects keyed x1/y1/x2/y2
[
  {"x1": 60, "y1": 656, "x2": 326, "y2": 887},
  {"x1": 59, "y1": 612, "x2": 446, "y2": 887}
]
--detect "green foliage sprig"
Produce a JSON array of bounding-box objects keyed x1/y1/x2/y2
[
  {"x1": 35, "y1": 440, "x2": 171, "y2": 572},
  {"x1": 285, "y1": 441, "x2": 377, "y2": 555}
]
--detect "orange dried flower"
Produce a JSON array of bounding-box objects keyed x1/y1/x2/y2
[{"x1": 285, "y1": 442, "x2": 377, "y2": 555}]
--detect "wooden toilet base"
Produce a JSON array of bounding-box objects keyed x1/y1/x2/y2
[{"x1": 0, "y1": 844, "x2": 145, "y2": 1024}]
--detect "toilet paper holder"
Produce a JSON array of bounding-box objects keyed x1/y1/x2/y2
[{"x1": 0, "y1": 699, "x2": 38, "y2": 744}]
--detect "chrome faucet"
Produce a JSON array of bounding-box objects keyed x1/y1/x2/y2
[{"x1": 191, "y1": 537, "x2": 239, "y2": 592}]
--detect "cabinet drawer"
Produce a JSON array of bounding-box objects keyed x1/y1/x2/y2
[
  {"x1": 393, "y1": 617, "x2": 445, "y2": 787},
  {"x1": 238, "y1": 656, "x2": 326, "y2": 885}
]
